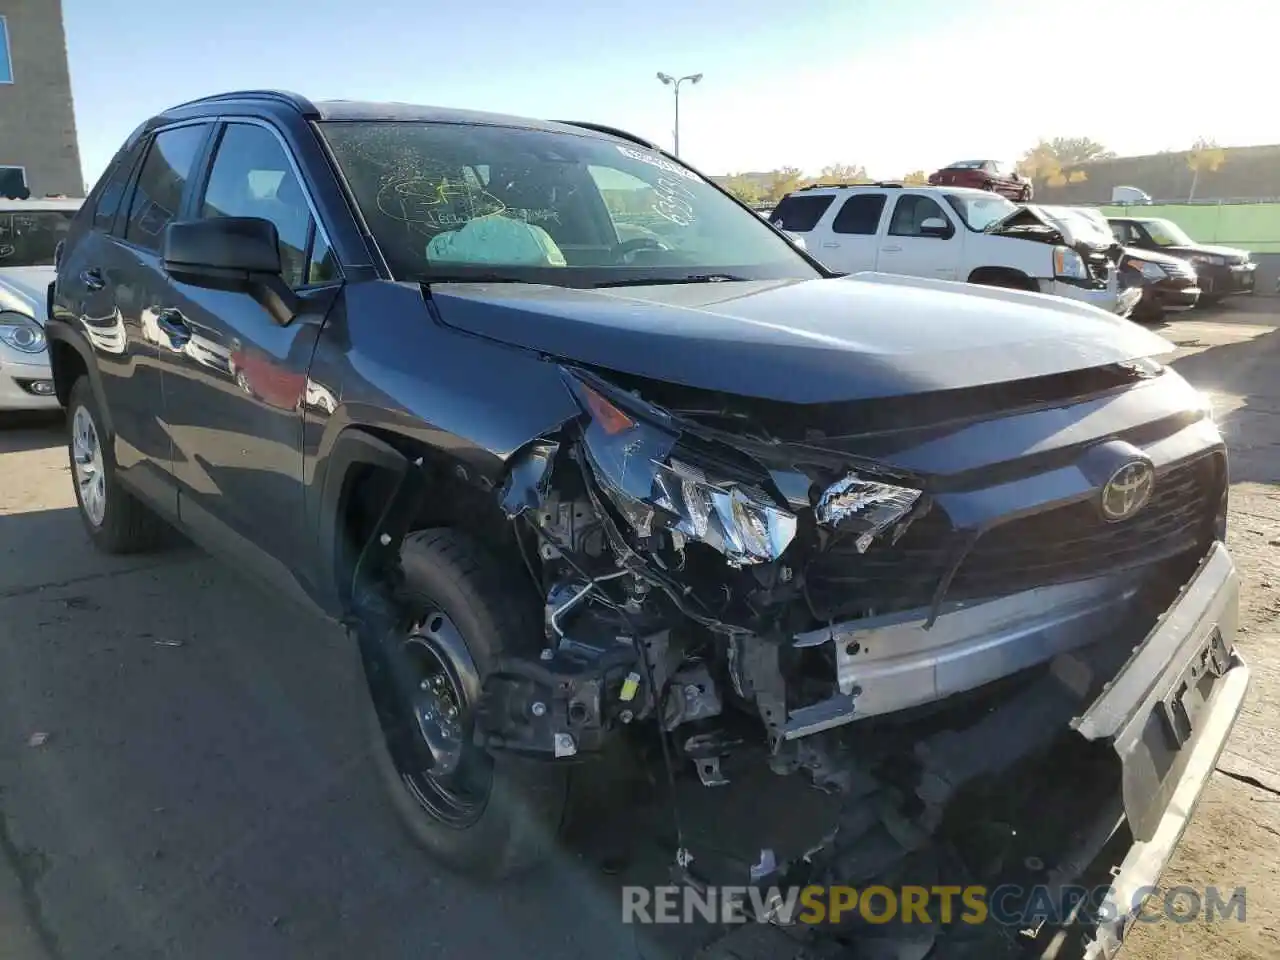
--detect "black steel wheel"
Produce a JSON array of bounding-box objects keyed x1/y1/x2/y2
[{"x1": 364, "y1": 528, "x2": 569, "y2": 878}]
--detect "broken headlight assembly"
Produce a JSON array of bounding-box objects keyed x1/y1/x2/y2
[
  {"x1": 570, "y1": 374, "x2": 798, "y2": 567},
  {"x1": 566, "y1": 372, "x2": 925, "y2": 566}
]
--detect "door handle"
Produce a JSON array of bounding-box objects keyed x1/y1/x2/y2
[
  {"x1": 80, "y1": 268, "x2": 105, "y2": 292},
  {"x1": 821, "y1": 242, "x2": 840, "y2": 249},
  {"x1": 880, "y1": 245, "x2": 903, "y2": 253},
  {"x1": 155, "y1": 308, "x2": 192, "y2": 348}
]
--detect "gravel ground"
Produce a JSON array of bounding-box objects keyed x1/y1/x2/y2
[{"x1": 0, "y1": 302, "x2": 1277, "y2": 959}]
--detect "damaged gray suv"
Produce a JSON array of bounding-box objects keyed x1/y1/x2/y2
[{"x1": 47, "y1": 91, "x2": 1247, "y2": 957}]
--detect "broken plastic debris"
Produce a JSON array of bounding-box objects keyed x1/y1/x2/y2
[
  {"x1": 152, "y1": 639, "x2": 185, "y2": 647},
  {"x1": 27, "y1": 732, "x2": 49, "y2": 747},
  {"x1": 815, "y1": 473, "x2": 923, "y2": 553}
]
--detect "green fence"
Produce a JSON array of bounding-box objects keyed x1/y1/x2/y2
[{"x1": 1099, "y1": 202, "x2": 1280, "y2": 253}]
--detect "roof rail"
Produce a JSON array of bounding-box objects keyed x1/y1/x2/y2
[
  {"x1": 800, "y1": 181, "x2": 906, "y2": 191},
  {"x1": 558, "y1": 120, "x2": 658, "y2": 150},
  {"x1": 166, "y1": 90, "x2": 318, "y2": 116}
]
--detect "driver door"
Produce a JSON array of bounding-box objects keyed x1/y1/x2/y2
[
  {"x1": 153, "y1": 120, "x2": 342, "y2": 602},
  {"x1": 875, "y1": 193, "x2": 960, "y2": 280}
]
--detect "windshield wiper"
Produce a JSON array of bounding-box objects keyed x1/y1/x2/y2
[{"x1": 593, "y1": 274, "x2": 749, "y2": 288}]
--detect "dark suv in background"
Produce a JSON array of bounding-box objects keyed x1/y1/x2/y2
[
  {"x1": 46, "y1": 90, "x2": 1247, "y2": 959},
  {"x1": 1108, "y1": 216, "x2": 1256, "y2": 305}
]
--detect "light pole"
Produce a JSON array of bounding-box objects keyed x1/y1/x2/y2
[{"x1": 656, "y1": 72, "x2": 702, "y2": 157}]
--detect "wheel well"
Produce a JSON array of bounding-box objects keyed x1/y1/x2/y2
[
  {"x1": 967, "y1": 267, "x2": 1037, "y2": 291},
  {"x1": 49, "y1": 340, "x2": 87, "y2": 406},
  {"x1": 334, "y1": 434, "x2": 526, "y2": 610}
]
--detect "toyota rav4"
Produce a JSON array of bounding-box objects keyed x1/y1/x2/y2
[{"x1": 47, "y1": 90, "x2": 1247, "y2": 959}]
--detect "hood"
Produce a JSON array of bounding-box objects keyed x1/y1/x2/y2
[
  {"x1": 988, "y1": 205, "x2": 1114, "y2": 252},
  {"x1": 0, "y1": 266, "x2": 54, "y2": 323},
  {"x1": 1122, "y1": 246, "x2": 1190, "y2": 267},
  {"x1": 429, "y1": 273, "x2": 1173, "y2": 404},
  {"x1": 1159, "y1": 242, "x2": 1250, "y2": 260}
]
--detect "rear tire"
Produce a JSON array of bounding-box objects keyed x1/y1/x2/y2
[
  {"x1": 66, "y1": 377, "x2": 169, "y2": 554},
  {"x1": 366, "y1": 528, "x2": 569, "y2": 879}
]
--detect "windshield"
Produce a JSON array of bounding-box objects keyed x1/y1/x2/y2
[
  {"x1": 320, "y1": 121, "x2": 818, "y2": 286},
  {"x1": 943, "y1": 192, "x2": 1018, "y2": 231},
  {"x1": 1141, "y1": 218, "x2": 1195, "y2": 246},
  {"x1": 0, "y1": 210, "x2": 75, "y2": 267}
]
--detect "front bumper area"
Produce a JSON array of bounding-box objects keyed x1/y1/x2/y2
[
  {"x1": 0, "y1": 349, "x2": 60, "y2": 411},
  {"x1": 787, "y1": 573, "x2": 1143, "y2": 739},
  {"x1": 1200, "y1": 261, "x2": 1257, "y2": 297},
  {"x1": 1076, "y1": 541, "x2": 1247, "y2": 958},
  {"x1": 1043, "y1": 278, "x2": 1143, "y2": 316},
  {"x1": 1152, "y1": 284, "x2": 1201, "y2": 312}
]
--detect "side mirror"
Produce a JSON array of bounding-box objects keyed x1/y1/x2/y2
[
  {"x1": 919, "y1": 217, "x2": 953, "y2": 238},
  {"x1": 164, "y1": 217, "x2": 297, "y2": 325}
]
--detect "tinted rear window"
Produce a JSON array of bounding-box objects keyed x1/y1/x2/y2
[
  {"x1": 769, "y1": 194, "x2": 834, "y2": 233},
  {"x1": 90, "y1": 144, "x2": 143, "y2": 233},
  {"x1": 831, "y1": 194, "x2": 886, "y2": 235}
]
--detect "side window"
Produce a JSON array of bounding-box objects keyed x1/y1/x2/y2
[
  {"x1": 307, "y1": 230, "x2": 339, "y2": 284},
  {"x1": 768, "y1": 194, "x2": 834, "y2": 233},
  {"x1": 91, "y1": 144, "x2": 143, "y2": 233},
  {"x1": 1110, "y1": 221, "x2": 1130, "y2": 244},
  {"x1": 831, "y1": 194, "x2": 886, "y2": 235},
  {"x1": 0, "y1": 15, "x2": 13, "y2": 83},
  {"x1": 200, "y1": 123, "x2": 335, "y2": 288},
  {"x1": 124, "y1": 125, "x2": 209, "y2": 252},
  {"x1": 888, "y1": 195, "x2": 952, "y2": 238}
]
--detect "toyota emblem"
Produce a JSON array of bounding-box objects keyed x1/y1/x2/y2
[{"x1": 1100, "y1": 460, "x2": 1155, "y2": 522}]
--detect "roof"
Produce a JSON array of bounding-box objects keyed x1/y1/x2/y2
[
  {"x1": 0, "y1": 198, "x2": 83, "y2": 212},
  {"x1": 793, "y1": 183, "x2": 992, "y2": 198},
  {"x1": 154, "y1": 90, "x2": 653, "y2": 146}
]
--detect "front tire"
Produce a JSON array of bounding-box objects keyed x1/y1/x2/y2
[
  {"x1": 366, "y1": 528, "x2": 569, "y2": 879},
  {"x1": 66, "y1": 377, "x2": 168, "y2": 554}
]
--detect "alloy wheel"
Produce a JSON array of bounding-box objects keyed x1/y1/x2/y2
[{"x1": 71, "y1": 405, "x2": 107, "y2": 527}]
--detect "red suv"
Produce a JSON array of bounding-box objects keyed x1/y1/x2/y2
[{"x1": 928, "y1": 160, "x2": 1032, "y2": 201}]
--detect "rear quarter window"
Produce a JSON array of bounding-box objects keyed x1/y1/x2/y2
[{"x1": 769, "y1": 194, "x2": 835, "y2": 233}]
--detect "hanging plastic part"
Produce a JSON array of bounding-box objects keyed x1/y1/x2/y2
[
  {"x1": 499, "y1": 441, "x2": 560, "y2": 518},
  {"x1": 815, "y1": 472, "x2": 925, "y2": 553}
]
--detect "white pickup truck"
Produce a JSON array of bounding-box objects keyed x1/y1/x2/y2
[{"x1": 770, "y1": 183, "x2": 1141, "y2": 316}]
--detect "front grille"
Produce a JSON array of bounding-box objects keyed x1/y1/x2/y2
[
  {"x1": 804, "y1": 453, "x2": 1220, "y2": 621},
  {"x1": 1166, "y1": 260, "x2": 1198, "y2": 279},
  {"x1": 1086, "y1": 257, "x2": 1113, "y2": 286}
]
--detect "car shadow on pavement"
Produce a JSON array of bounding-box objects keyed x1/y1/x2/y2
[
  {"x1": 0, "y1": 502, "x2": 727, "y2": 960},
  {"x1": 0, "y1": 412, "x2": 64, "y2": 455},
  {"x1": 1169, "y1": 326, "x2": 1280, "y2": 486}
]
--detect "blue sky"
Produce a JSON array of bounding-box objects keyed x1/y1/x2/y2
[{"x1": 64, "y1": 0, "x2": 1278, "y2": 189}]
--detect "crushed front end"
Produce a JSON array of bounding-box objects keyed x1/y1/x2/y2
[{"x1": 482, "y1": 355, "x2": 1246, "y2": 956}]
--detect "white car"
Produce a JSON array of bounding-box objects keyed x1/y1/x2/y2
[
  {"x1": 771, "y1": 183, "x2": 1141, "y2": 316},
  {"x1": 0, "y1": 198, "x2": 82, "y2": 412}
]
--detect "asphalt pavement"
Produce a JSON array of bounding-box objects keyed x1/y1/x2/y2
[{"x1": 2, "y1": 304, "x2": 1278, "y2": 960}]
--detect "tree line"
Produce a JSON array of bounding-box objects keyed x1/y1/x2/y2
[{"x1": 723, "y1": 136, "x2": 1229, "y2": 206}]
